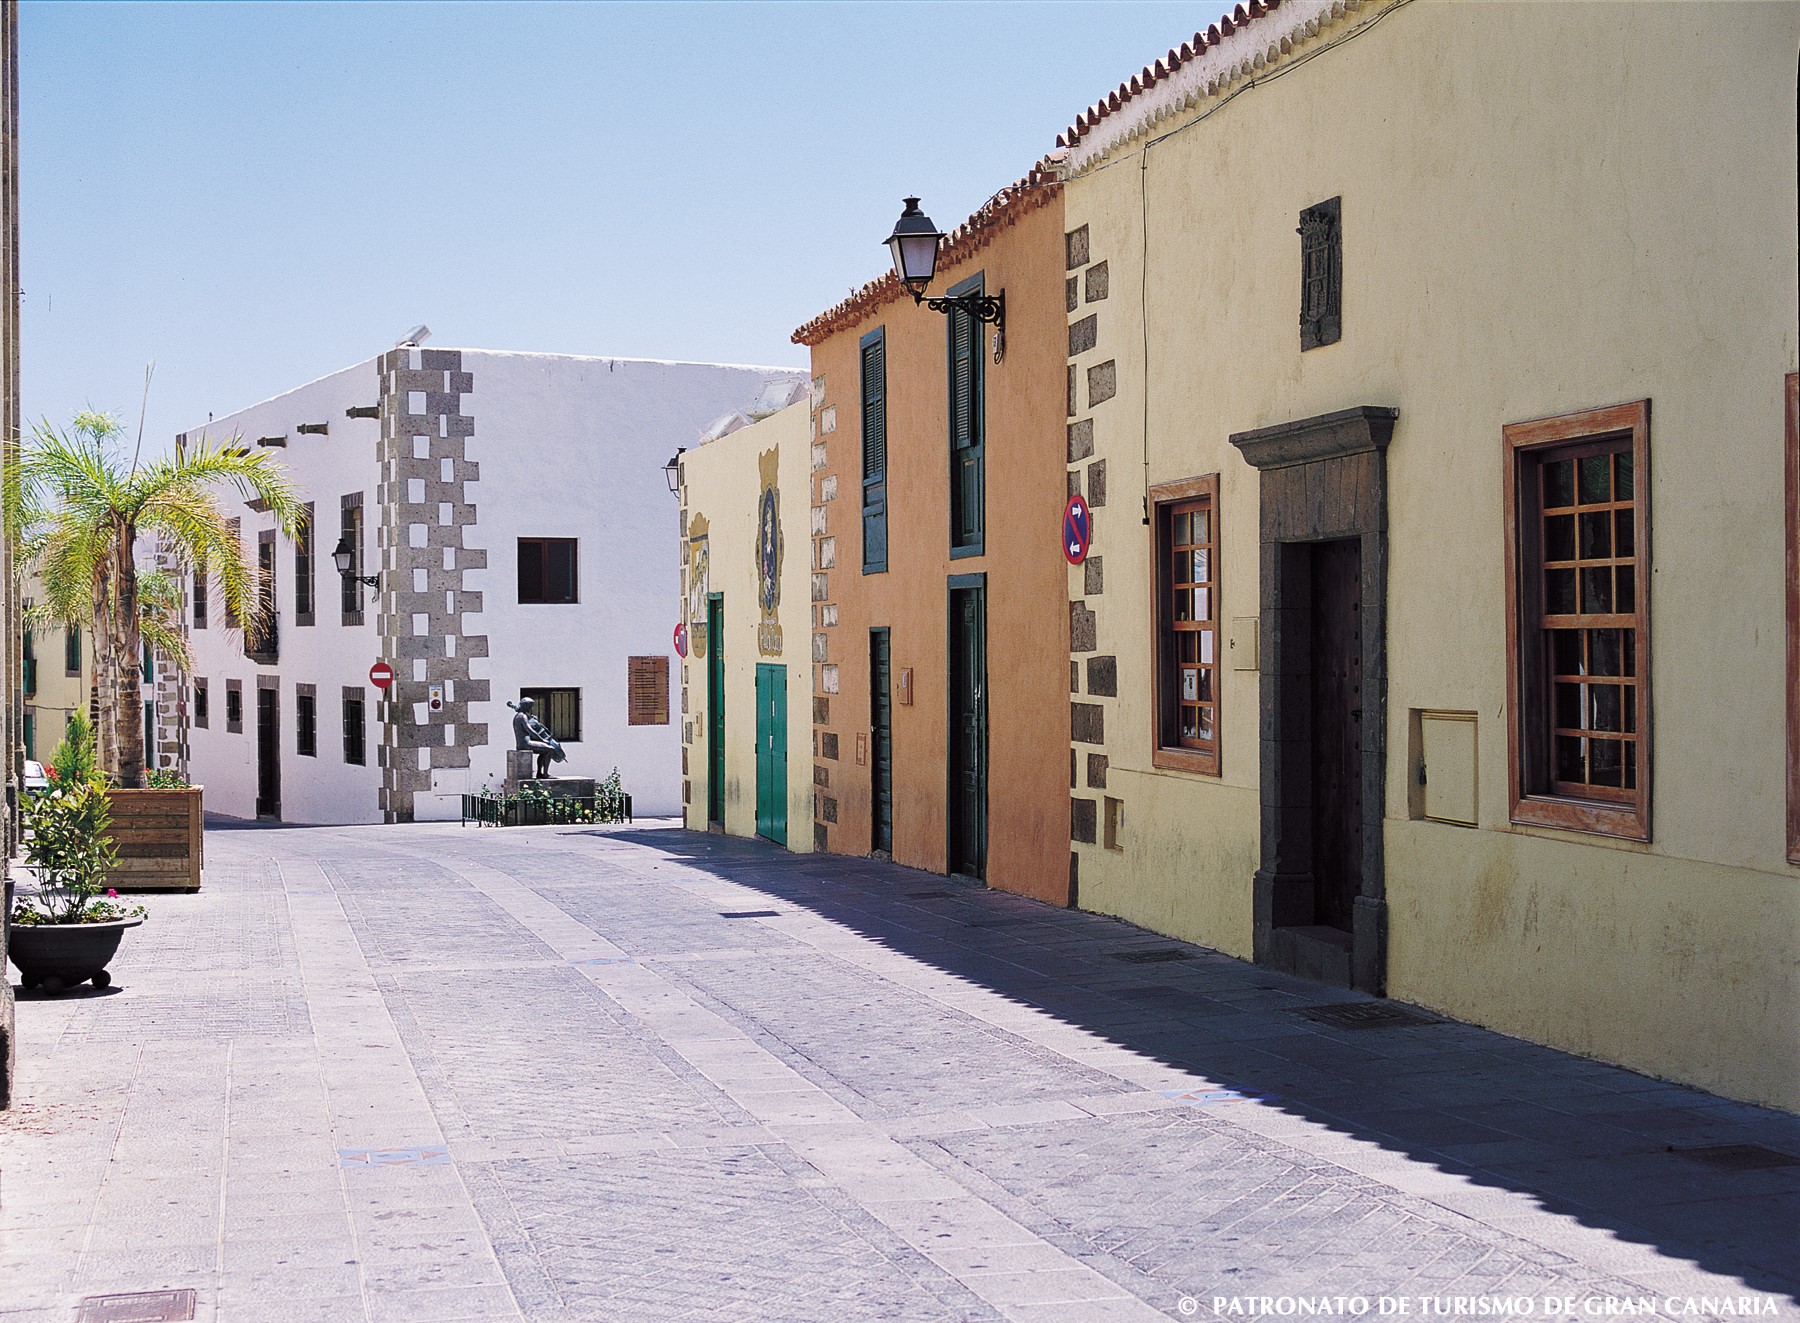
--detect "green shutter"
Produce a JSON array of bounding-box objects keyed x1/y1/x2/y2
[
  {"x1": 947, "y1": 276, "x2": 985, "y2": 552},
  {"x1": 861, "y1": 328, "x2": 888, "y2": 572}
]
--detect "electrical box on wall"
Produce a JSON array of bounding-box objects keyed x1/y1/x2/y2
[
  {"x1": 1229, "y1": 617, "x2": 1259, "y2": 671},
  {"x1": 1411, "y1": 709, "x2": 1478, "y2": 827}
]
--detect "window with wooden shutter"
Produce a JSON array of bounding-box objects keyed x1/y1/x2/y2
[
  {"x1": 341, "y1": 688, "x2": 365, "y2": 764},
  {"x1": 627, "y1": 656, "x2": 670, "y2": 726},
  {"x1": 294, "y1": 503, "x2": 315, "y2": 626},
  {"x1": 1504, "y1": 400, "x2": 1651, "y2": 839},
  {"x1": 861, "y1": 327, "x2": 887, "y2": 573},
  {"x1": 948, "y1": 272, "x2": 985, "y2": 555},
  {"x1": 520, "y1": 687, "x2": 582, "y2": 741}
]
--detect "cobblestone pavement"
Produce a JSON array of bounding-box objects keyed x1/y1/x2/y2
[{"x1": 2, "y1": 820, "x2": 1796, "y2": 1323}]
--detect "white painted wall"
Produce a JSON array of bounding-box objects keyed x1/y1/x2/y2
[
  {"x1": 181, "y1": 349, "x2": 802, "y2": 824},
  {"x1": 184, "y1": 361, "x2": 384, "y2": 823},
  {"x1": 451, "y1": 351, "x2": 802, "y2": 821}
]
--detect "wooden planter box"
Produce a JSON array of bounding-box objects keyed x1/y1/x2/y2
[{"x1": 105, "y1": 786, "x2": 204, "y2": 892}]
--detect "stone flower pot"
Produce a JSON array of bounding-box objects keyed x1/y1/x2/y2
[{"x1": 7, "y1": 916, "x2": 143, "y2": 993}]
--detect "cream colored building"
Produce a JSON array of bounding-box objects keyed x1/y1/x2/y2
[
  {"x1": 1058, "y1": 0, "x2": 1799, "y2": 1110},
  {"x1": 22, "y1": 593, "x2": 90, "y2": 765},
  {"x1": 678, "y1": 391, "x2": 814, "y2": 849}
]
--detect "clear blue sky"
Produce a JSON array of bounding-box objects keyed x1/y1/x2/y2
[{"x1": 21, "y1": 1, "x2": 1207, "y2": 451}]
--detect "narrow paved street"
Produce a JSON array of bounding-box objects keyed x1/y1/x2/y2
[{"x1": 2, "y1": 820, "x2": 1796, "y2": 1323}]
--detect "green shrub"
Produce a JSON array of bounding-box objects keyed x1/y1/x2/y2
[{"x1": 13, "y1": 777, "x2": 138, "y2": 925}]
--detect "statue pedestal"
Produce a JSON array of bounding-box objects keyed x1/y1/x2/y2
[
  {"x1": 518, "y1": 777, "x2": 596, "y2": 800},
  {"x1": 504, "y1": 750, "x2": 537, "y2": 793}
]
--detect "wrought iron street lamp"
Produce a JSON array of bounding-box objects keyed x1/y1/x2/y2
[
  {"x1": 663, "y1": 448, "x2": 684, "y2": 495},
  {"x1": 884, "y1": 197, "x2": 1006, "y2": 338},
  {"x1": 331, "y1": 532, "x2": 379, "y2": 589}
]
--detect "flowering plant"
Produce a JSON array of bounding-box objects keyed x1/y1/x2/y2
[{"x1": 10, "y1": 713, "x2": 144, "y2": 926}]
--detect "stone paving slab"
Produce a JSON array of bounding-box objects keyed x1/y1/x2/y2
[{"x1": 0, "y1": 819, "x2": 1795, "y2": 1323}]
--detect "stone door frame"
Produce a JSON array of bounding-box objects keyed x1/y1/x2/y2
[{"x1": 1230, "y1": 406, "x2": 1398, "y2": 995}]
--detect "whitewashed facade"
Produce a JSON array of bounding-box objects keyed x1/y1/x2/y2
[{"x1": 179, "y1": 347, "x2": 803, "y2": 824}]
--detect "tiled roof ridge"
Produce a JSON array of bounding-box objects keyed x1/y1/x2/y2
[
  {"x1": 1055, "y1": 0, "x2": 1353, "y2": 173},
  {"x1": 792, "y1": 158, "x2": 1064, "y2": 347}
]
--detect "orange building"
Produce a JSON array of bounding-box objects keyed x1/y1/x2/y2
[{"x1": 792, "y1": 167, "x2": 1070, "y2": 902}]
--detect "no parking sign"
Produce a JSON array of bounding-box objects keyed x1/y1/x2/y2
[{"x1": 1063, "y1": 494, "x2": 1093, "y2": 565}]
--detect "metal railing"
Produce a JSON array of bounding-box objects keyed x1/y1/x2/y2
[{"x1": 461, "y1": 789, "x2": 632, "y2": 828}]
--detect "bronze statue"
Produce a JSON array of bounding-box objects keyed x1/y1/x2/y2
[{"x1": 508, "y1": 697, "x2": 565, "y2": 778}]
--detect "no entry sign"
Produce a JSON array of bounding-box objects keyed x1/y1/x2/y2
[
  {"x1": 369, "y1": 660, "x2": 395, "y2": 690},
  {"x1": 1063, "y1": 494, "x2": 1093, "y2": 565}
]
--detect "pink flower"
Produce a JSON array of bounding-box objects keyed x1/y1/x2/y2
[{"x1": 106, "y1": 889, "x2": 117, "y2": 898}]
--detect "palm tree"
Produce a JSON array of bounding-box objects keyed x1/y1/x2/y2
[{"x1": 9, "y1": 410, "x2": 303, "y2": 787}]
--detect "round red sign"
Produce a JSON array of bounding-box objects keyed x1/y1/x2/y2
[
  {"x1": 369, "y1": 661, "x2": 395, "y2": 690},
  {"x1": 673, "y1": 621, "x2": 689, "y2": 659}
]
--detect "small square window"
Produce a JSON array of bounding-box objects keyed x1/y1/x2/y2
[
  {"x1": 520, "y1": 687, "x2": 581, "y2": 742},
  {"x1": 518, "y1": 538, "x2": 578, "y2": 604}
]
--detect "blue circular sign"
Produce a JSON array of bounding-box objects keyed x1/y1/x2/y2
[{"x1": 1064, "y1": 494, "x2": 1093, "y2": 565}]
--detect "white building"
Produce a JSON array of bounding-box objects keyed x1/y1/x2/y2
[{"x1": 177, "y1": 346, "x2": 804, "y2": 824}]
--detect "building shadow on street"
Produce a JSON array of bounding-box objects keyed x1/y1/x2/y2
[{"x1": 581, "y1": 825, "x2": 1800, "y2": 1301}]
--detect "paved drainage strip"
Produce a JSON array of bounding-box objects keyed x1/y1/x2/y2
[
  {"x1": 571, "y1": 956, "x2": 637, "y2": 966},
  {"x1": 339, "y1": 1145, "x2": 452, "y2": 1168},
  {"x1": 77, "y1": 1290, "x2": 197, "y2": 1323},
  {"x1": 1294, "y1": 1002, "x2": 1440, "y2": 1029}
]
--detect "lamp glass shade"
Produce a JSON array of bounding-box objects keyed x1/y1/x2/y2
[
  {"x1": 885, "y1": 197, "x2": 943, "y2": 296},
  {"x1": 663, "y1": 455, "x2": 681, "y2": 493},
  {"x1": 331, "y1": 533, "x2": 354, "y2": 575}
]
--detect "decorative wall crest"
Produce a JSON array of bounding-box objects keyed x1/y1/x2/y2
[
  {"x1": 755, "y1": 447, "x2": 783, "y2": 657},
  {"x1": 686, "y1": 511, "x2": 711, "y2": 658}
]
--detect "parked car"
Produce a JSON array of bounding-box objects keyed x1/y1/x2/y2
[{"x1": 22, "y1": 759, "x2": 48, "y2": 795}]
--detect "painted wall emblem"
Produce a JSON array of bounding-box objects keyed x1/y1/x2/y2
[
  {"x1": 687, "y1": 511, "x2": 710, "y2": 658},
  {"x1": 755, "y1": 447, "x2": 783, "y2": 656}
]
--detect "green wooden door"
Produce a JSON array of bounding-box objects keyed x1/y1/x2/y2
[
  {"x1": 755, "y1": 663, "x2": 787, "y2": 845},
  {"x1": 948, "y1": 579, "x2": 987, "y2": 878},
  {"x1": 707, "y1": 595, "x2": 725, "y2": 824}
]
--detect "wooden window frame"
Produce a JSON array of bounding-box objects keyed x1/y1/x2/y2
[
  {"x1": 295, "y1": 685, "x2": 317, "y2": 757},
  {"x1": 193, "y1": 677, "x2": 209, "y2": 730},
  {"x1": 193, "y1": 567, "x2": 208, "y2": 629},
  {"x1": 518, "y1": 537, "x2": 579, "y2": 604},
  {"x1": 627, "y1": 656, "x2": 670, "y2": 726},
  {"x1": 1149, "y1": 474, "x2": 1222, "y2": 777},
  {"x1": 861, "y1": 326, "x2": 888, "y2": 574},
  {"x1": 294, "y1": 503, "x2": 315, "y2": 627},
  {"x1": 64, "y1": 623, "x2": 80, "y2": 676},
  {"x1": 339, "y1": 496, "x2": 364, "y2": 626},
  {"x1": 225, "y1": 679, "x2": 244, "y2": 735},
  {"x1": 1786, "y1": 373, "x2": 1799, "y2": 863},
  {"x1": 1503, "y1": 399, "x2": 1651, "y2": 840},
  {"x1": 342, "y1": 687, "x2": 366, "y2": 765}
]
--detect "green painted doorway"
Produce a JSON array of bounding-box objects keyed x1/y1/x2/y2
[
  {"x1": 706, "y1": 594, "x2": 725, "y2": 826},
  {"x1": 754, "y1": 663, "x2": 787, "y2": 845},
  {"x1": 948, "y1": 576, "x2": 988, "y2": 879}
]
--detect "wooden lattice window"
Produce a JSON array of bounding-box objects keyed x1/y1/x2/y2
[
  {"x1": 1150, "y1": 474, "x2": 1221, "y2": 776},
  {"x1": 1504, "y1": 400, "x2": 1650, "y2": 839},
  {"x1": 1299, "y1": 196, "x2": 1341, "y2": 351},
  {"x1": 628, "y1": 656, "x2": 670, "y2": 726}
]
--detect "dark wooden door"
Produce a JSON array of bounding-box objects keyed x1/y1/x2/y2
[
  {"x1": 707, "y1": 595, "x2": 725, "y2": 824},
  {"x1": 948, "y1": 584, "x2": 987, "y2": 878},
  {"x1": 1309, "y1": 538, "x2": 1362, "y2": 931},
  {"x1": 870, "y1": 629, "x2": 892, "y2": 853},
  {"x1": 255, "y1": 687, "x2": 280, "y2": 820}
]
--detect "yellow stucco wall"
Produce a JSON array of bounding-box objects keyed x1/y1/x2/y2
[
  {"x1": 1065, "y1": 0, "x2": 1800, "y2": 1108},
  {"x1": 678, "y1": 400, "x2": 814, "y2": 850}
]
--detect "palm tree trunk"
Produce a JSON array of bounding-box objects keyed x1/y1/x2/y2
[
  {"x1": 91, "y1": 562, "x2": 117, "y2": 780},
  {"x1": 114, "y1": 529, "x2": 146, "y2": 788}
]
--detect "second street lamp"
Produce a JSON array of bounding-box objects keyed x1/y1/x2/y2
[{"x1": 331, "y1": 532, "x2": 379, "y2": 590}]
